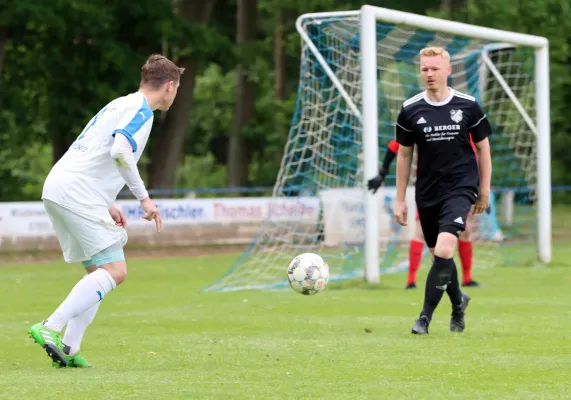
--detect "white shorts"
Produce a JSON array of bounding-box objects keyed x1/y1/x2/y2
[{"x1": 43, "y1": 199, "x2": 128, "y2": 263}]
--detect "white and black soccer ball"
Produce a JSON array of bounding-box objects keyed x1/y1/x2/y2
[{"x1": 287, "y1": 253, "x2": 329, "y2": 295}]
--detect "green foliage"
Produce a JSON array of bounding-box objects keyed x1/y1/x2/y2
[
  {"x1": 5, "y1": 143, "x2": 53, "y2": 200},
  {"x1": 1, "y1": 0, "x2": 571, "y2": 201},
  {"x1": 176, "y1": 154, "x2": 227, "y2": 193},
  {"x1": 0, "y1": 0, "x2": 173, "y2": 199},
  {"x1": 188, "y1": 64, "x2": 235, "y2": 159},
  {"x1": 39, "y1": 0, "x2": 180, "y2": 153},
  {"x1": 188, "y1": 61, "x2": 290, "y2": 187}
]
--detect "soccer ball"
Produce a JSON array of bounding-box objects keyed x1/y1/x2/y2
[{"x1": 287, "y1": 253, "x2": 329, "y2": 295}]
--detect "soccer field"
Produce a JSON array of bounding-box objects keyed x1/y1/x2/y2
[{"x1": 1, "y1": 245, "x2": 570, "y2": 399}]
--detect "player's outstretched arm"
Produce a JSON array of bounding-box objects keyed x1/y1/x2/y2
[
  {"x1": 109, "y1": 134, "x2": 162, "y2": 232},
  {"x1": 395, "y1": 145, "x2": 413, "y2": 226},
  {"x1": 367, "y1": 140, "x2": 399, "y2": 194},
  {"x1": 474, "y1": 137, "x2": 492, "y2": 214}
]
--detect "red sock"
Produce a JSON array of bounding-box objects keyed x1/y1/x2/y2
[
  {"x1": 458, "y1": 240, "x2": 473, "y2": 284},
  {"x1": 407, "y1": 240, "x2": 424, "y2": 284}
]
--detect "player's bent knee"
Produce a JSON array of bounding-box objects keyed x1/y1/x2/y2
[
  {"x1": 434, "y1": 231, "x2": 458, "y2": 259},
  {"x1": 89, "y1": 242, "x2": 127, "y2": 285},
  {"x1": 101, "y1": 261, "x2": 128, "y2": 285},
  {"x1": 84, "y1": 265, "x2": 98, "y2": 274}
]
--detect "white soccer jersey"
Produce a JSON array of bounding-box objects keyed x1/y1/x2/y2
[{"x1": 42, "y1": 92, "x2": 154, "y2": 208}]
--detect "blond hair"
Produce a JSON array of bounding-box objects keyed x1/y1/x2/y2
[
  {"x1": 140, "y1": 54, "x2": 185, "y2": 89},
  {"x1": 419, "y1": 47, "x2": 451, "y2": 65}
]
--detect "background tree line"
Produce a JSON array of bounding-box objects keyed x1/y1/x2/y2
[{"x1": 1, "y1": 0, "x2": 570, "y2": 201}]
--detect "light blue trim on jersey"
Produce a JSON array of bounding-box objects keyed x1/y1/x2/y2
[
  {"x1": 113, "y1": 129, "x2": 139, "y2": 152},
  {"x1": 112, "y1": 96, "x2": 152, "y2": 152},
  {"x1": 82, "y1": 242, "x2": 125, "y2": 268}
]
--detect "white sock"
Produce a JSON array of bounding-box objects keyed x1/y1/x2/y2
[
  {"x1": 44, "y1": 268, "x2": 116, "y2": 332},
  {"x1": 62, "y1": 301, "x2": 101, "y2": 356}
]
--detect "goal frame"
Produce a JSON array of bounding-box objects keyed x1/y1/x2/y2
[{"x1": 296, "y1": 5, "x2": 551, "y2": 283}]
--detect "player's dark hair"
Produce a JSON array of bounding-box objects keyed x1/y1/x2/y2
[{"x1": 140, "y1": 54, "x2": 184, "y2": 89}]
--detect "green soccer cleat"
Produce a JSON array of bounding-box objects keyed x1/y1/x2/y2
[
  {"x1": 50, "y1": 352, "x2": 92, "y2": 369},
  {"x1": 64, "y1": 345, "x2": 93, "y2": 368},
  {"x1": 69, "y1": 353, "x2": 92, "y2": 368},
  {"x1": 28, "y1": 322, "x2": 69, "y2": 368}
]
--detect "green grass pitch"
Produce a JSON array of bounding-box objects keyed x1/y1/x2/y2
[{"x1": 1, "y1": 239, "x2": 570, "y2": 398}]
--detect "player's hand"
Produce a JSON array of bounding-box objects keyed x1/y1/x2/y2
[
  {"x1": 473, "y1": 190, "x2": 490, "y2": 215},
  {"x1": 367, "y1": 169, "x2": 387, "y2": 194},
  {"x1": 394, "y1": 201, "x2": 408, "y2": 226},
  {"x1": 140, "y1": 197, "x2": 162, "y2": 233},
  {"x1": 109, "y1": 204, "x2": 127, "y2": 228}
]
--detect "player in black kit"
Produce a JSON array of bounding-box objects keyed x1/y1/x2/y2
[{"x1": 392, "y1": 47, "x2": 493, "y2": 334}]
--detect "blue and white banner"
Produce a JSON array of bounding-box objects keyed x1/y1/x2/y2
[
  {"x1": 0, "y1": 197, "x2": 321, "y2": 238},
  {"x1": 319, "y1": 187, "x2": 417, "y2": 247}
]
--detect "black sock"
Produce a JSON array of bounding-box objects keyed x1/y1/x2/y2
[
  {"x1": 421, "y1": 256, "x2": 453, "y2": 321},
  {"x1": 446, "y1": 258, "x2": 463, "y2": 308}
]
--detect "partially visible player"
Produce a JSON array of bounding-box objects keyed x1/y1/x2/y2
[
  {"x1": 388, "y1": 46, "x2": 492, "y2": 335},
  {"x1": 28, "y1": 54, "x2": 184, "y2": 367},
  {"x1": 368, "y1": 139, "x2": 481, "y2": 289}
]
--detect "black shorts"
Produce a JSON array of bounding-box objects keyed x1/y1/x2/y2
[{"x1": 417, "y1": 195, "x2": 474, "y2": 248}]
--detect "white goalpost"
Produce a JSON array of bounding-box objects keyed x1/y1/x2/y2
[{"x1": 205, "y1": 5, "x2": 551, "y2": 292}]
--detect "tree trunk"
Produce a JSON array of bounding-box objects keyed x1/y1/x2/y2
[
  {"x1": 148, "y1": 0, "x2": 214, "y2": 190},
  {"x1": 440, "y1": 0, "x2": 453, "y2": 13},
  {"x1": 0, "y1": 27, "x2": 8, "y2": 82},
  {"x1": 273, "y1": 8, "x2": 286, "y2": 100},
  {"x1": 227, "y1": 0, "x2": 257, "y2": 188},
  {"x1": 51, "y1": 130, "x2": 68, "y2": 164},
  {"x1": 440, "y1": 0, "x2": 467, "y2": 15}
]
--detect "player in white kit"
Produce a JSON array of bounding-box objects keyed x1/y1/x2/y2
[{"x1": 29, "y1": 54, "x2": 184, "y2": 368}]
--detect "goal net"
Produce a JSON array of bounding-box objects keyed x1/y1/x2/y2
[{"x1": 205, "y1": 8, "x2": 550, "y2": 292}]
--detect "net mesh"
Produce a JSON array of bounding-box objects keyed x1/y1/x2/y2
[{"x1": 205, "y1": 15, "x2": 538, "y2": 292}]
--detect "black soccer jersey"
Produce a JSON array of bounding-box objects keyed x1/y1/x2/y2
[{"x1": 395, "y1": 89, "x2": 492, "y2": 207}]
